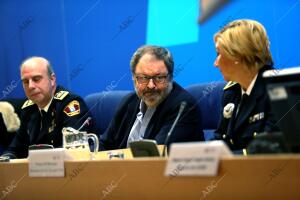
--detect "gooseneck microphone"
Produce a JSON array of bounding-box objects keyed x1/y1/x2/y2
[
  {"x1": 78, "y1": 117, "x2": 92, "y2": 131},
  {"x1": 162, "y1": 101, "x2": 187, "y2": 157}
]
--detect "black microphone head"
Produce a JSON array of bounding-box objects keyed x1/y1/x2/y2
[
  {"x1": 77, "y1": 117, "x2": 92, "y2": 131},
  {"x1": 85, "y1": 117, "x2": 92, "y2": 126},
  {"x1": 86, "y1": 116, "x2": 92, "y2": 122},
  {"x1": 179, "y1": 101, "x2": 187, "y2": 112}
]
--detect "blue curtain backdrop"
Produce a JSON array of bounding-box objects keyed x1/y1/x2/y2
[{"x1": 0, "y1": 0, "x2": 299, "y2": 99}]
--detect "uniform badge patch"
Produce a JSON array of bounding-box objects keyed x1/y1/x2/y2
[
  {"x1": 223, "y1": 81, "x2": 237, "y2": 90},
  {"x1": 223, "y1": 103, "x2": 235, "y2": 119},
  {"x1": 249, "y1": 112, "x2": 264, "y2": 123},
  {"x1": 64, "y1": 100, "x2": 80, "y2": 117},
  {"x1": 54, "y1": 91, "x2": 69, "y2": 100},
  {"x1": 22, "y1": 100, "x2": 34, "y2": 109}
]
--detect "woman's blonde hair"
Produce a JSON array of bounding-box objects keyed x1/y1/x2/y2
[{"x1": 214, "y1": 19, "x2": 273, "y2": 70}]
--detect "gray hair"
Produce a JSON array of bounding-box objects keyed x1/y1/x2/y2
[
  {"x1": 130, "y1": 45, "x2": 174, "y2": 77},
  {"x1": 21, "y1": 56, "x2": 54, "y2": 78}
]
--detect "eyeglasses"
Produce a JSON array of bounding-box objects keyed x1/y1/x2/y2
[{"x1": 134, "y1": 74, "x2": 169, "y2": 85}]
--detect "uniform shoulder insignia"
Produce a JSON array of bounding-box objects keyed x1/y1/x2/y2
[
  {"x1": 22, "y1": 100, "x2": 35, "y2": 109},
  {"x1": 64, "y1": 100, "x2": 81, "y2": 117},
  {"x1": 54, "y1": 91, "x2": 69, "y2": 100},
  {"x1": 223, "y1": 81, "x2": 238, "y2": 90}
]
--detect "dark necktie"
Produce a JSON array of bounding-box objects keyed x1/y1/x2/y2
[
  {"x1": 237, "y1": 94, "x2": 248, "y2": 117},
  {"x1": 40, "y1": 110, "x2": 48, "y2": 133}
]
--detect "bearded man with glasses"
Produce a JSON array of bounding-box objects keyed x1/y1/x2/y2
[{"x1": 100, "y1": 45, "x2": 204, "y2": 150}]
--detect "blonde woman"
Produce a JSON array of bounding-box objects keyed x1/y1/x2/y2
[{"x1": 214, "y1": 19, "x2": 278, "y2": 153}]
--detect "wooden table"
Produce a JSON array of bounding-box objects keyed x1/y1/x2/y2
[{"x1": 1, "y1": 149, "x2": 300, "y2": 200}]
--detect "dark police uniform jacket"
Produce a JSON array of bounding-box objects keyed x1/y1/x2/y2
[
  {"x1": 4, "y1": 86, "x2": 92, "y2": 158},
  {"x1": 215, "y1": 66, "x2": 278, "y2": 151},
  {"x1": 100, "y1": 82, "x2": 204, "y2": 150}
]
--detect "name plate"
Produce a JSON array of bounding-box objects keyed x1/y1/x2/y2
[
  {"x1": 29, "y1": 148, "x2": 67, "y2": 177},
  {"x1": 165, "y1": 141, "x2": 232, "y2": 177}
]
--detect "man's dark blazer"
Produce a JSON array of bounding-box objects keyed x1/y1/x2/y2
[
  {"x1": 215, "y1": 66, "x2": 279, "y2": 151},
  {"x1": 100, "y1": 82, "x2": 204, "y2": 150}
]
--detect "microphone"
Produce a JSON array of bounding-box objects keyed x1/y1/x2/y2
[
  {"x1": 62, "y1": 117, "x2": 92, "y2": 136},
  {"x1": 162, "y1": 101, "x2": 187, "y2": 157},
  {"x1": 78, "y1": 117, "x2": 92, "y2": 131}
]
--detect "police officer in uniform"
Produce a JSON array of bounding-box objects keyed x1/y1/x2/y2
[
  {"x1": 2, "y1": 57, "x2": 93, "y2": 159},
  {"x1": 213, "y1": 20, "x2": 278, "y2": 153}
]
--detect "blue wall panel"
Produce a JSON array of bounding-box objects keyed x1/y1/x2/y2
[
  {"x1": 0, "y1": 0, "x2": 299, "y2": 99},
  {"x1": 147, "y1": 0, "x2": 199, "y2": 46}
]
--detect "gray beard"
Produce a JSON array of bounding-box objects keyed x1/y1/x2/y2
[{"x1": 135, "y1": 81, "x2": 173, "y2": 108}]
